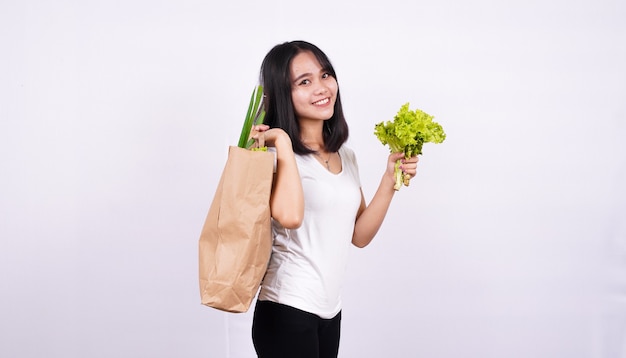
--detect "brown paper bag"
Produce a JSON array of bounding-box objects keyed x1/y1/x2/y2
[{"x1": 199, "y1": 145, "x2": 274, "y2": 313}]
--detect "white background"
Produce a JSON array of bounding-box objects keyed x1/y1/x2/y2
[{"x1": 1, "y1": 0, "x2": 625, "y2": 357}]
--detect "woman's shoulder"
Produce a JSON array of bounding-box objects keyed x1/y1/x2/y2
[{"x1": 339, "y1": 145, "x2": 358, "y2": 163}]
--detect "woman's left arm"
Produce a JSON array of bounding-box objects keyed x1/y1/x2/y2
[{"x1": 351, "y1": 152, "x2": 418, "y2": 248}]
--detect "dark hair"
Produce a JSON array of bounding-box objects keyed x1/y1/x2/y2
[{"x1": 260, "y1": 40, "x2": 349, "y2": 155}]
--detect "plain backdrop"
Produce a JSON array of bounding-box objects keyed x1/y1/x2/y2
[{"x1": 1, "y1": 0, "x2": 625, "y2": 357}]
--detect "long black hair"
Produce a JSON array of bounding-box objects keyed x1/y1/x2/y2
[{"x1": 260, "y1": 41, "x2": 349, "y2": 155}]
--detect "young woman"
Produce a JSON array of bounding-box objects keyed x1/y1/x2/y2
[{"x1": 250, "y1": 40, "x2": 418, "y2": 358}]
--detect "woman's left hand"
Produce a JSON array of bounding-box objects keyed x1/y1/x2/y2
[{"x1": 385, "y1": 152, "x2": 419, "y2": 187}]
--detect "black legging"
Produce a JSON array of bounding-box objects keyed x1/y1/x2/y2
[{"x1": 252, "y1": 300, "x2": 342, "y2": 358}]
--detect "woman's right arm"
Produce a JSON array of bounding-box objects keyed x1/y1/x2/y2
[{"x1": 252, "y1": 125, "x2": 304, "y2": 229}]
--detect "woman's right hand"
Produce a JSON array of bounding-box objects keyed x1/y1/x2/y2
[{"x1": 251, "y1": 125, "x2": 291, "y2": 149}]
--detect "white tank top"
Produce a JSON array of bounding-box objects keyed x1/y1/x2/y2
[{"x1": 258, "y1": 145, "x2": 362, "y2": 319}]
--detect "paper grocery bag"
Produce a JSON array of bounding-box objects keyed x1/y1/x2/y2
[{"x1": 199, "y1": 146, "x2": 274, "y2": 313}]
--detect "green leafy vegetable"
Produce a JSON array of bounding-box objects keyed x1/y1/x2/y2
[
  {"x1": 374, "y1": 103, "x2": 446, "y2": 190},
  {"x1": 238, "y1": 85, "x2": 266, "y2": 149}
]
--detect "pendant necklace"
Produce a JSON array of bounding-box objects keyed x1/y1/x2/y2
[{"x1": 315, "y1": 151, "x2": 332, "y2": 170}]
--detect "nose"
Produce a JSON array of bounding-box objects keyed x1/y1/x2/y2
[{"x1": 316, "y1": 83, "x2": 329, "y2": 95}]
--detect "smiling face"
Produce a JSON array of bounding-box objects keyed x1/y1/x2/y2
[{"x1": 290, "y1": 51, "x2": 338, "y2": 124}]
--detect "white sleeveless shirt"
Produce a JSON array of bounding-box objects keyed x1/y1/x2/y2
[{"x1": 258, "y1": 145, "x2": 362, "y2": 319}]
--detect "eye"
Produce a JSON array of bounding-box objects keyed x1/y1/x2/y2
[
  {"x1": 322, "y1": 72, "x2": 331, "y2": 79},
  {"x1": 298, "y1": 78, "x2": 311, "y2": 85}
]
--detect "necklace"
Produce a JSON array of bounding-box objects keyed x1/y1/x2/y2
[{"x1": 314, "y1": 151, "x2": 333, "y2": 170}]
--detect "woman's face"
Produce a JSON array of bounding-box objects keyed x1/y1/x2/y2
[{"x1": 289, "y1": 51, "x2": 338, "y2": 123}]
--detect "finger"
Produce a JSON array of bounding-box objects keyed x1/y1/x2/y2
[
  {"x1": 256, "y1": 131, "x2": 266, "y2": 148},
  {"x1": 404, "y1": 156, "x2": 419, "y2": 163},
  {"x1": 401, "y1": 164, "x2": 417, "y2": 173},
  {"x1": 390, "y1": 152, "x2": 405, "y2": 161}
]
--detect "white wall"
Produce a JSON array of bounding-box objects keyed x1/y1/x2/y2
[{"x1": 1, "y1": 0, "x2": 625, "y2": 357}]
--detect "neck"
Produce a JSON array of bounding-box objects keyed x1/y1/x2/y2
[{"x1": 299, "y1": 120, "x2": 325, "y2": 151}]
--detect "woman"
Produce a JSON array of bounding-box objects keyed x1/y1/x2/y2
[{"x1": 250, "y1": 40, "x2": 418, "y2": 358}]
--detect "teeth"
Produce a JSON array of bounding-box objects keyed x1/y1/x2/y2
[{"x1": 313, "y1": 98, "x2": 329, "y2": 105}]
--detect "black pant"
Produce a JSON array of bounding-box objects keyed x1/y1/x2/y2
[{"x1": 252, "y1": 300, "x2": 342, "y2": 358}]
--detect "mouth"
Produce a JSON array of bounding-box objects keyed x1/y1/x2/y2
[{"x1": 312, "y1": 97, "x2": 330, "y2": 106}]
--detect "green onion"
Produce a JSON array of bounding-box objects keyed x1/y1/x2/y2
[{"x1": 237, "y1": 85, "x2": 266, "y2": 149}]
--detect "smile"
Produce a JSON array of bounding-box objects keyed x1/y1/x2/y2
[{"x1": 312, "y1": 98, "x2": 330, "y2": 106}]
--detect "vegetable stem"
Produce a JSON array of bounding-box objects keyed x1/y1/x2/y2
[
  {"x1": 237, "y1": 85, "x2": 266, "y2": 149},
  {"x1": 394, "y1": 160, "x2": 403, "y2": 191}
]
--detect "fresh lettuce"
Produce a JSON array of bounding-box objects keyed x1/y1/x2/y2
[{"x1": 374, "y1": 103, "x2": 446, "y2": 190}]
